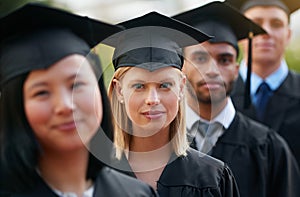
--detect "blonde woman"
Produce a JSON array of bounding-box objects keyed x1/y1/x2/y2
[{"x1": 107, "y1": 12, "x2": 240, "y2": 197}]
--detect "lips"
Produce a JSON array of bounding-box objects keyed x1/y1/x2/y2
[
  {"x1": 199, "y1": 81, "x2": 223, "y2": 90},
  {"x1": 255, "y1": 42, "x2": 274, "y2": 49},
  {"x1": 141, "y1": 110, "x2": 165, "y2": 119},
  {"x1": 53, "y1": 121, "x2": 78, "y2": 131}
]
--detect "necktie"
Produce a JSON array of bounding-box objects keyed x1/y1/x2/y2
[
  {"x1": 255, "y1": 82, "x2": 273, "y2": 121},
  {"x1": 197, "y1": 122, "x2": 221, "y2": 154}
]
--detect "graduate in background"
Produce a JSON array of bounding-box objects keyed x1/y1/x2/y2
[
  {"x1": 173, "y1": 1, "x2": 300, "y2": 197},
  {"x1": 227, "y1": 0, "x2": 300, "y2": 168},
  {"x1": 0, "y1": 3, "x2": 157, "y2": 196},
  {"x1": 106, "y1": 11, "x2": 240, "y2": 197}
]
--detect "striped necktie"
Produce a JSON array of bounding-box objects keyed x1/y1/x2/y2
[{"x1": 197, "y1": 121, "x2": 221, "y2": 154}]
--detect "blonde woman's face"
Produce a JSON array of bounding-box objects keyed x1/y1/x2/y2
[
  {"x1": 24, "y1": 54, "x2": 103, "y2": 152},
  {"x1": 115, "y1": 66, "x2": 185, "y2": 137}
]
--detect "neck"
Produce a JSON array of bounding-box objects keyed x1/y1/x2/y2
[
  {"x1": 38, "y1": 148, "x2": 91, "y2": 196},
  {"x1": 130, "y1": 126, "x2": 170, "y2": 152},
  {"x1": 245, "y1": 58, "x2": 282, "y2": 79},
  {"x1": 188, "y1": 94, "x2": 228, "y2": 121}
]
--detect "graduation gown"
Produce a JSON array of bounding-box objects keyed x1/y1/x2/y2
[
  {"x1": 190, "y1": 112, "x2": 300, "y2": 197},
  {"x1": 113, "y1": 148, "x2": 240, "y2": 197},
  {"x1": 9, "y1": 167, "x2": 157, "y2": 197},
  {"x1": 231, "y1": 72, "x2": 300, "y2": 168}
]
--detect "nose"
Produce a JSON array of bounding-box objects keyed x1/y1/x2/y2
[
  {"x1": 145, "y1": 87, "x2": 160, "y2": 106},
  {"x1": 260, "y1": 23, "x2": 272, "y2": 37},
  {"x1": 53, "y1": 89, "x2": 74, "y2": 115},
  {"x1": 205, "y1": 59, "x2": 219, "y2": 78}
]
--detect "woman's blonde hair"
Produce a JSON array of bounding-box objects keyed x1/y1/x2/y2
[{"x1": 107, "y1": 66, "x2": 189, "y2": 160}]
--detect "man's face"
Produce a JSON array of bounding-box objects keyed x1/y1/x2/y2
[
  {"x1": 183, "y1": 42, "x2": 239, "y2": 105},
  {"x1": 241, "y1": 6, "x2": 291, "y2": 65}
]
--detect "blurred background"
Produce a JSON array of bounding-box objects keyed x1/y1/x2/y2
[{"x1": 1, "y1": 0, "x2": 300, "y2": 75}]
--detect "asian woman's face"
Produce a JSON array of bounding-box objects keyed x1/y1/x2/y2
[
  {"x1": 24, "y1": 54, "x2": 103, "y2": 152},
  {"x1": 114, "y1": 66, "x2": 185, "y2": 137}
]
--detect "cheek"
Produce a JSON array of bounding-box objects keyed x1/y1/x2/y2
[
  {"x1": 25, "y1": 100, "x2": 52, "y2": 131},
  {"x1": 163, "y1": 92, "x2": 180, "y2": 119},
  {"x1": 126, "y1": 92, "x2": 140, "y2": 119},
  {"x1": 76, "y1": 87, "x2": 103, "y2": 126},
  {"x1": 93, "y1": 88, "x2": 103, "y2": 125}
]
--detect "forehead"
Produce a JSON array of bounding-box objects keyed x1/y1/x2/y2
[
  {"x1": 244, "y1": 5, "x2": 289, "y2": 21},
  {"x1": 25, "y1": 55, "x2": 91, "y2": 81},
  {"x1": 121, "y1": 67, "x2": 181, "y2": 82},
  {"x1": 184, "y1": 42, "x2": 237, "y2": 56}
]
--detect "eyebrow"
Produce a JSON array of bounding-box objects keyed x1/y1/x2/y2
[
  {"x1": 27, "y1": 73, "x2": 80, "y2": 91},
  {"x1": 128, "y1": 77, "x2": 176, "y2": 84},
  {"x1": 218, "y1": 52, "x2": 235, "y2": 57},
  {"x1": 191, "y1": 50, "x2": 209, "y2": 56}
]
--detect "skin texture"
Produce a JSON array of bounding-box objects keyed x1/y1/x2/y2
[
  {"x1": 183, "y1": 42, "x2": 239, "y2": 120},
  {"x1": 113, "y1": 67, "x2": 185, "y2": 138},
  {"x1": 240, "y1": 6, "x2": 291, "y2": 79},
  {"x1": 23, "y1": 54, "x2": 102, "y2": 195}
]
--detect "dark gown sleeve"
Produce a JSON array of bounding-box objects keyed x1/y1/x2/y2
[
  {"x1": 267, "y1": 131, "x2": 300, "y2": 197},
  {"x1": 157, "y1": 149, "x2": 240, "y2": 197},
  {"x1": 219, "y1": 164, "x2": 240, "y2": 197}
]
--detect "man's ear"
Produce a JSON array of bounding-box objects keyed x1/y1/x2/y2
[
  {"x1": 233, "y1": 63, "x2": 240, "y2": 80},
  {"x1": 113, "y1": 79, "x2": 124, "y2": 103}
]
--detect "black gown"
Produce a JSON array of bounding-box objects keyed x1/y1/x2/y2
[
  {"x1": 231, "y1": 71, "x2": 300, "y2": 168},
  {"x1": 7, "y1": 167, "x2": 157, "y2": 197},
  {"x1": 112, "y1": 148, "x2": 240, "y2": 197},
  {"x1": 190, "y1": 112, "x2": 300, "y2": 197}
]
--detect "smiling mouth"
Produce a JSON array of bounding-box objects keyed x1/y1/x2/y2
[
  {"x1": 256, "y1": 43, "x2": 274, "y2": 48},
  {"x1": 142, "y1": 111, "x2": 165, "y2": 119},
  {"x1": 54, "y1": 121, "x2": 77, "y2": 131}
]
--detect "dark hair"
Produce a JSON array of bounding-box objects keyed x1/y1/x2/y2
[{"x1": 0, "y1": 54, "x2": 114, "y2": 193}]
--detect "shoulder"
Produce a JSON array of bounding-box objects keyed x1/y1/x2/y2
[
  {"x1": 185, "y1": 148, "x2": 225, "y2": 170},
  {"x1": 95, "y1": 167, "x2": 157, "y2": 197},
  {"x1": 162, "y1": 148, "x2": 229, "y2": 187},
  {"x1": 233, "y1": 112, "x2": 272, "y2": 141},
  {"x1": 158, "y1": 149, "x2": 239, "y2": 195},
  {"x1": 279, "y1": 71, "x2": 300, "y2": 98},
  {"x1": 232, "y1": 113, "x2": 293, "y2": 151}
]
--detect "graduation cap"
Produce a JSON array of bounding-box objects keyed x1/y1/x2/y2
[
  {"x1": 173, "y1": 1, "x2": 266, "y2": 108},
  {"x1": 104, "y1": 11, "x2": 212, "y2": 71},
  {"x1": 225, "y1": 0, "x2": 300, "y2": 15},
  {"x1": 0, "y1": 3, "x2": 122, "y2": 87}
]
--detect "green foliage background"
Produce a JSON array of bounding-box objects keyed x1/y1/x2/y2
[{"x1": 285, "y1": 43, "x2": 300, "y2": 73}]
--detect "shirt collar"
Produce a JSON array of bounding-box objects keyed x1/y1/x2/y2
[
  {"x1": 239, "y1": 60, "x2": 288, "y2": 96},
  {"x1": 185, "y1": 103, "x2": 201, "y2": 130},
  {"x1": 185, "y1": 98, "x2": 236, "y2": 130}
]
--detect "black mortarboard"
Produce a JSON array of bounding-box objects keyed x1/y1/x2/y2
[
  {"x1": 104, "y1": 11, "x2": 212, "y2": 71},
  {"x1": 0, "y1": 3, "x2": 122, "y2": 87},
  {"x1": 225, "y1": 0, "x2": 300, "y2": 15},
  {"x1": 173, "y1": 1, "x2": 266, "y2": 108}
]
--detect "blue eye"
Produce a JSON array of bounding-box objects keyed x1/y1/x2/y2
[
  {"x1": 72, "y1": 82, "x2": 84, "y2": 89},
  {"x1": 132, "y1": 83, "x2": 144, "y2": 89},
  {"x1": 160, "y1": 82, "x2": 172, "y2": 89},
  {"x1": 193, "y1": 54, "x2": 209, "y2": 64}
]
